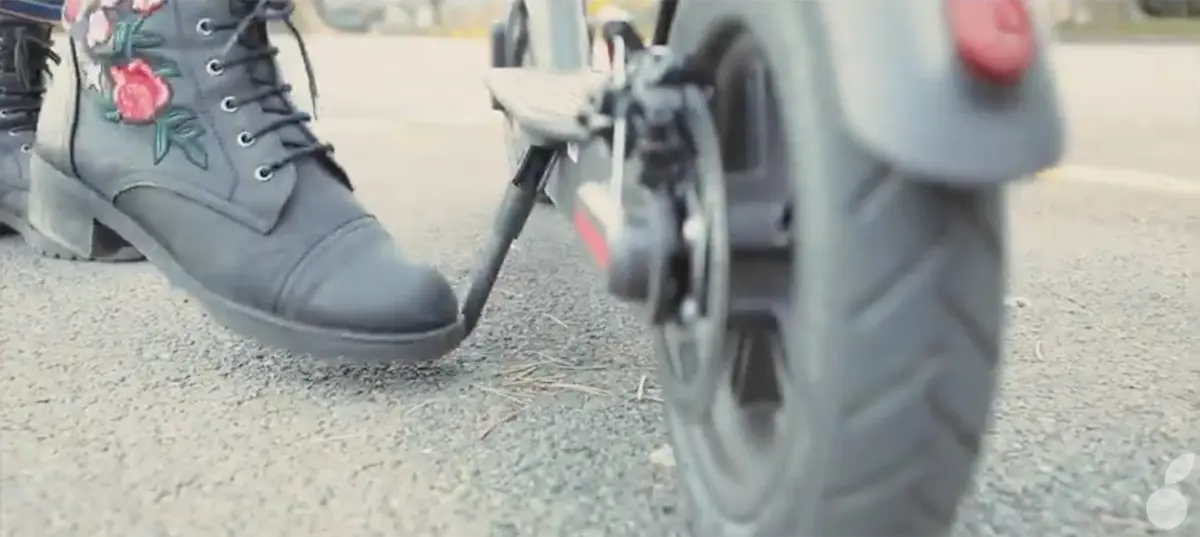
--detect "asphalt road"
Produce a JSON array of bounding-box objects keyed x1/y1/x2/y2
[{"x1": 2, "y1": 38, "x2": 1198, "y2": 537}]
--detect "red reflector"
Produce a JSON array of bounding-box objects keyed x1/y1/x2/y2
[
  {"x1": 947, "y1": 0, "x2": 1035, "y2": 85},
  {"x1": 573, "y1": 208, "x2": 611, "y2": 268}
]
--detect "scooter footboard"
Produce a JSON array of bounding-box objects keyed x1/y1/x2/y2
[{"x1": 818, "y1": 0, "x2": 1065, "y2": 184}]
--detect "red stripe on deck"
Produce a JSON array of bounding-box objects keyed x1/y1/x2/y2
[{"x1": 573, "y1": 208, "x2": 610, "y2": 268}]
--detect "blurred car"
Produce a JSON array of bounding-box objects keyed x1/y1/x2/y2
[
  {"x1": 312, "y1": 0, "x2": 443, "y2": 33},
  {"x1": 1138, "y1": 0, "x2": 1200, "y2": 17},
  {"x1": 313, "y1": 0, "x2": 383, "y2": 32}
]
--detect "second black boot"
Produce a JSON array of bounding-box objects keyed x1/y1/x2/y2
[
  {"x1": 0, "y1": 15, "x2": 140, "y2": 260},
  {"x1": 30, "y1": 0, "x2": 463, "y2": 361}
]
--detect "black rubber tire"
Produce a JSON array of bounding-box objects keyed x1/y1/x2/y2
[{"x1": 657, "y1": 2, "x2": 1006, "y2": 536}]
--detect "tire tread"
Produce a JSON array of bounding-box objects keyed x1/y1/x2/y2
[{"x1": 817, "y1": 166, "x2": 1003, "y2": 536}]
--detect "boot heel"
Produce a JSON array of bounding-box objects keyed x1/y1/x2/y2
[{"x1": 28, "y1": 156, "x2": 132, "y2": 259}]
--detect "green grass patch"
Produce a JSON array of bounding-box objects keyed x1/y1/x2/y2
[{"x1": 1056, "y1": 19, "x2": 1200, "y2": 42}]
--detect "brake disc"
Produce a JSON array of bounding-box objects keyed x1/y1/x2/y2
[{"x1": 655, "y1": 86, "x2": 731, "y2": 419}]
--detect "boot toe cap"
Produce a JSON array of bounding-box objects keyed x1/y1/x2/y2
[{"x1": 283, "y1": 223, "x2": 460, "y2": 335}]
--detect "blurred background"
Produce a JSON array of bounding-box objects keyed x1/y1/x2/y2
[{"x1": 287, "y1": 0, "x2": 1200, "y2": 40}]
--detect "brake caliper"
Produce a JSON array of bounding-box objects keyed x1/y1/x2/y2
[{"x1": 594, "y1": 47, "x2": 713, "y2": 324}]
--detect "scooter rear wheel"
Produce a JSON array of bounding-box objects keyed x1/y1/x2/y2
[{"x1": 656, "y1": 3, "x2": 1007, "y2": 535}]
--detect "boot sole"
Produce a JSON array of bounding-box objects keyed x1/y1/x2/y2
[
  {"x1": 0, "y1": 204, "x2": 144, "y2": 262},
  {"x1": 28, "y1": 156, "x2": 465, "y2": 363}
]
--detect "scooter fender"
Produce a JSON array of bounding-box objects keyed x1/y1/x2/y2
[{"x1": 817, "y1": 0, "x2": 1065, "y2": 184}]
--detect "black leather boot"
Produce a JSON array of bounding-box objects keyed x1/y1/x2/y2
[
  {"x1": 30, "y1": 0, "x2": 463, "y2": 361},
  {"x1": 0, "y1": 15, "x2": 140, "y2": 260}
]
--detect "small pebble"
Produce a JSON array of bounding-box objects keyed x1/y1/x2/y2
[{"x1": 650, "y1": 444, "x2": 676, "y2": 468}]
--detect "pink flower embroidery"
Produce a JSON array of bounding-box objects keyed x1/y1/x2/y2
[
  {"x1": 61, "y1": 0, "x2": 83, "y2": 26},
  {"x1": 86, "y1": 10, "x2": 111, "y2": 47},
  {"x1": 110, "y1": 59, "x2": 172, "y2": 124},
  {"x1": 131, "y1": 0, "x2": 165, "y2": 15}
]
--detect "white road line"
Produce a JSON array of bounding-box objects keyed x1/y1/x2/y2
[{"x1": 1036, "y1": 165, "x2": 1200, "y2": 195}]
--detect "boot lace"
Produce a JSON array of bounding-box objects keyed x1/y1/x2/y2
[
  {"x1": 206, "y1": 0, "x2": 347, "y2": 187},
  {"x1": 0, "y1": 21, "x2": 58, "y2": 142}
]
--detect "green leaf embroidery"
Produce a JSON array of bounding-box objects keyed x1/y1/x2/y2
[
  {"x1": 174, "y1": 122, "x2": 203, "y2": 139},
  {"x1": 141, "y1": 51, "x2": 180, "y2": 78},
  {"x1": 131, "y1": 30, "x2": 164, "y2": 50},
  {"x1": 153, "y1": 61, "x2": 180, "y2": 78},
  {"x1": 162, "y1": 106, "x2": 191, "y2": 127},
  {"x1": 177, "y1": 139, "x2": 209, "y2": 170},
  {"x1": 100, "y1": 101, "x2": 121, "y2": 123},
  {"x1": 109, "y1": 20, "x2": 136, "y2": 60},
  {"x1": 152, "y1": 121, "x2": 170, "y2": 164}
]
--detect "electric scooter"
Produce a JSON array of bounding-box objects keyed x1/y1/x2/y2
[{"x1": 454, "y1": 0, "x2": 1066, "y2": 534}]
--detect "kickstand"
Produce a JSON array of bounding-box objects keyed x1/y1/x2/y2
[{"x1": 460, "y1": 146, "x2": 558, "y2": 337}]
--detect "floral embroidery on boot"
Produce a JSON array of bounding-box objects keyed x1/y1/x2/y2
[{"x1": 65, "y1": 0, "x2": 208, "y2": 169}]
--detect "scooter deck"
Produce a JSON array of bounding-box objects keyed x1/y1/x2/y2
[{"x1": 484, "y1": 69, "x2": 608, "y2": 145}]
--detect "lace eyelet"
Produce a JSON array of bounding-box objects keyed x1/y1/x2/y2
[
  {"x1": 196, "y1": 18, "x2": 214, "y2": 36},
  {"x1": 7, "y1": 129, "x2": 17, "y2": 136},
  {"x1": 205, "y1": 59, "x2": 224, "y2": 76},
  {"x1": 236, "y1": 131, "x2": 255, "y2": 147},
  {"x1": 0, "y1": 111, "x2": 9, "y2": 118},
  {"x1": 20, "y1": 143, "x2": 30, "y2": 153},
  {"x1": 219, "y1": 96, "x2": 238, "y2": 112},
  {"x1": 253, "y1": 166, "x2": 273, "y2": 182}
]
